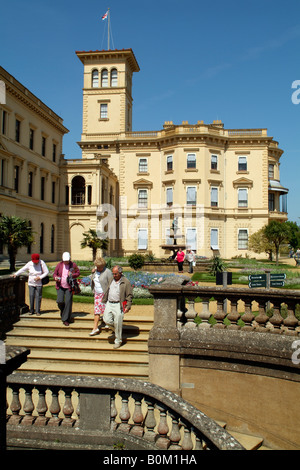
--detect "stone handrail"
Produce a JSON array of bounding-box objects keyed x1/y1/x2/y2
[
  {"x1": 6, "y1": 373, "x2": 244, "y2": 450},
  {"x1": 148, "y1": 284, "x2": 300, "y2": 335}
]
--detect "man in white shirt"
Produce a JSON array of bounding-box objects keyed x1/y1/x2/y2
[{"x1": 102, "y1": 266, "x2": 133, "y2": 349}]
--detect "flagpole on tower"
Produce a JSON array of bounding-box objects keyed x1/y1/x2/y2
[{"x1": 107, "y1": 8, "x2": 110, "y2": 50}]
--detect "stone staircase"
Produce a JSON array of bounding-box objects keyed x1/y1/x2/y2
[
  {"x1": 5, "y1": 306, "x2": 152, "y2": 379},
  {"x1": 5, "y1": 303, "x2": 272, "y2": 450}
]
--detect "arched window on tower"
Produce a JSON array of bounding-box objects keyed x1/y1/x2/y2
[
  {"x1": 71, "y1": 176, "x2": 85, "y2": 205},
  {"x1": 111, "y1": 68, "x2": 118, "y2": 87},
  {"x1": 101, "y1": 69, "x2": 108, "y2": 87},
  {"x1": 92, "y1": 69, "x2": 99, "y2": 88}
]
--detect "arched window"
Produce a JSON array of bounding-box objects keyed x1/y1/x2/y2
[
  {"x1": 101, "y1": 69, "x2": 108, "y2": 87},
  {"x1": 71, "y1": 175, "x2": 85, "y2": 205},
  {"x1": 92, "y1": 69, "x2": 99, "y2": 88},
  {"x1": 111, "y1": 68, "x2": 118, "y2": 87}
]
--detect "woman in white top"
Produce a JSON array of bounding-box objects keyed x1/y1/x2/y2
[
  {"x1": 12, "y1": 253, "x2": 49, "y2": 315},
  {"x1": 89, "y1": 257, "x2": 113, "y2": 336}
]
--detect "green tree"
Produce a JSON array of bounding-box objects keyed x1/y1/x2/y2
[
  {"x1": 286, "y1": 221, "x2": 300, "y2": 251},
  {"x1": 248, "y1": 227, "x2": 274, "y2": 261},
  {"x1": 264, "y1": 221, "x2": 290, "y2": 265},
  {"x1": 0, "y1": 215, "x2": 34, "y2": 272},
  {"x1": 80, "y1": 229, "x2": 109, "y2": 261}
]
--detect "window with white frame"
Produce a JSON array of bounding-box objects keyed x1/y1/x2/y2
[
  {"x1": 138, "y1": 158, "x2": 148, "y2": 173},
  {"x1": 138, "y1": 189, "x2": 148, "y2": 208},
  {"x1": 138, "y1": 228, "x2": 148, "y2": 250},
  {"x1": 238, "y1": 229, "x2": 248, "y2": 249},
  {"x1": 186, "y1": 186, "x2": 196, "y2": 205},
  {"x1": 92, "y1": 69, "x2": 99, "y2": 87},
  {"x1": 238, "y1": 188, "x2": 248, "y2": 207},
  {"x1": 238, "y1": 156, "x2": 247, "y2": 171},
  {"x1": 268, "y1": 164, "x2": 275, "y2": 179},
  {"x1": 210, "y1": 228, "x2": 219, "y2": 250},
  {"x1": 165, "y1": 228, "x2": 172, "y2": 245},
  {"x1": 167, "y1": 155, "x2": 173, "y2": 171},
  {"x1": 101, "y1": 69, "x2": 108, "y2": 87},
  {"x1": 211, "y1": 154, "x2": 218, "y2": 170},
  {"x1": 100, "y1": 103, "x2": 108, "y2": 119},
  {"x1": 166, "y1": 187, "x2": 173, "y2": 206},
  {"x1": 186, "y1": 228, "x2": 197, "y2": 251},
  {"x1": 187, "y1": 153, "x2": 196, "y2": 169},
  {"x1": 111, "y1": 68, "x2": 118, "y2": 87},
  {"x1": 211, "y1": 187, "x2": 218, "y2": 207}
]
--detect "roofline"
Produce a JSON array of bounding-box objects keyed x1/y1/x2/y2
[{"x1": 75, "y1": 48, "x2": 140, "y2": 72}]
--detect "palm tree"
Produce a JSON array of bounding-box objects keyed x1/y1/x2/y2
[
  {"x1": 80, "y1": 229, "x2": 109, "y2": 261},
  {"x1": 0, "y1": 215, "x2": 34, "y2": 271}
]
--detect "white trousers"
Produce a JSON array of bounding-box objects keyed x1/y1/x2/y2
[{"x1": 103, "y1": 301, "x2": 124, "y2": 345}]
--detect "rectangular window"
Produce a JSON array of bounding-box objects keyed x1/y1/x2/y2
[
  {"x1": 211, "y1": 187, "x2": 218, "y2": 207},
  {"x1": 186, "y1": 228, "x2": 197, "y2": 251},
  {"x1": 167, "y1": 155, "x2": 173, "y2": 171},
  {"x1": 52, "y1": 181, "x2": 55, "y2": 203},
  {"x1": 166, "y1": 187, "x2": 173, "y2": 206},
  {"x1": 238, "y1": 156, "x2": 247, "y2": 171},
  {"x1": 138, "y1": 158, "x2": 148, "y2": 173},
  {"x1": 100, "y1": 103, "x2": 108, "y2": 119},
  {"x1": 28, "y1": 171, "x2": 33, "y2": 197},
  {"x1": 238, "y1": 188, "x2": 248, "y2": 207},
  {"x1": 186, "y1": 186, "x2": 196, "y2": 205},
  {"x1": 42, "y1": 136, "x2": 46, "y2": 156},
  {"x1": 187, "y1": 153, "x2": 196, "y2": 169},
  {"x1": 41, "y1": 177, "x2": 45, "y2": 201},
  {"x1": 52, "y1": 144, "x2": 57, "y2": 162},
  {"x1": 138, "y1": 228, "x2": 148, "y2": 250},
  {"x1": 268, "y1": 164, "x2": 274, "y2": 179},
  {"x1": 210, "y1": 228, "x2": 219, "y2": 250},
  {"x1": 211, "y1": 154, "x2": 218, "y2": 170},
  {"x1": 14, "y1": 166, "x2": 19, "y2": 193},
  {"x1": 238, "y1": 229, "x2": 248, "y2": 249},
  {"x1": 138, "y1": 189, "x2": 148, "y2": 208},
  {"x1": 165, "y1": 228, "x2": 172, "y2": 245},
  {"x1": 2, "y1": 110, "x2": 7, "y2": 135},
  {"x1": 269, "y1": 193, "x2": 275, "y2": 211},
  {"x1": 15, "y1": 119, "x2": 21, "y2": 142},
  {"x1": 29, "y1": 129, "x2": 34, "y2": 150}
]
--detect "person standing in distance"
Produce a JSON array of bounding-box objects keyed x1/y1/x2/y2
[
  {"x1": 102, "y1": 265, "x2": 133, "y2": 349},
  {"x1": 54, "y1": 252, "x2": 80, "y2": 326}
]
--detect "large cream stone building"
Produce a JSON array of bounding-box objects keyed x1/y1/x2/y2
[{"x1": 0, "y1": 48, "x2": 289, "y2": 262}]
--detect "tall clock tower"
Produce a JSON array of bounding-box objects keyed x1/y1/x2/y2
[{"x1": 76, "y1": 49, "x2": 140, "y2": 146}]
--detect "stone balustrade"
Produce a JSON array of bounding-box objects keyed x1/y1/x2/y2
[
  {"x1": 6, "y1": 373, "x2": 244, "y2": 450},
  {"x1": 0, "y1": 275, "x2": 28, "y2": 341},
  {"x1": 149, "y1": 283, "x2": 300, "y2": 335}
]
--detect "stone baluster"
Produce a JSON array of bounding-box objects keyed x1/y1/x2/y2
[
  {"x1": 130, "y1": 393, "x2": 144, "y2": 438},
  {"x1": 198, "y1": 297, "x2": 212, "y2": 329},
  {"x1": 226, "y1": 298, "x2": 240, "y2": 329},
  {"x1": 181, "y1": 421, "x2": 193, "y2": 450},
  {"x1": 213, "y1": 298, "x2": 226, "y2": 328},
  {"x1": 144, "y1": 399, "x2": 157, "y2": 442},
  {"x1": 155, "y1": 403, "x2": 170, "y2": 449},
  {"x1": 283, "y1": 301, "x2": 299, "y2": 335},
  {"x1": 110, "y1": 393, "x2": 118, "y2": 431},
  {"x1": 177, "y1": 295, "x2": 186, "y2": 326},
  {"x1": 118, "y1": 392, "x2": 131, "y2": 433},
  {"x1": 9, "y1": 384, "x2": 22, "y2": 424},
  {"x1": 269, "y1": 301, "x2": 283, "y2": 333},
  {"x1": 21, "y1": 384, "x2": 35, "y2": 425},
  {"x1": 184, "y1": 297, "x2": 197, "y2": 328},
  {"x1": 48, "y1": 387, "x2": 62, "y2": 426},
  {"x1": 61, "y1": 388, "x2": 75, "y2": 427},
  {"x1": 241, "y1": 300, "x2": 254, "y2": 331},
  {"x1": 168, "y1": 411, "x2": 181, "y2": 450},
  {"x1": 254, "y1": 299, "x2": 269, "y2": 332},
  {"x1": 35, "y1": 386, "x2": 48, "y2": 426}
]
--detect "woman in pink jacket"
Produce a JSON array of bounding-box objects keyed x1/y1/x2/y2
[{"x1": 176, "y1": 248, "x2": 185, "y2": 273}]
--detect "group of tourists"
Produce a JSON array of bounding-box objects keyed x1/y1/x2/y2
[{"x1": 11, "y1": 252, "x2": 133, "y2": 349}]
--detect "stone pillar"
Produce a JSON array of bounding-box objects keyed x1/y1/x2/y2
[{"x1": 148, "y1": 287, "x2": 181, "y2": 395}]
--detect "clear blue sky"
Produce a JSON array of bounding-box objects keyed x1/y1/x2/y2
[{"x1": 1, "y1": 0, "x2": 300, "y2": 222}]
